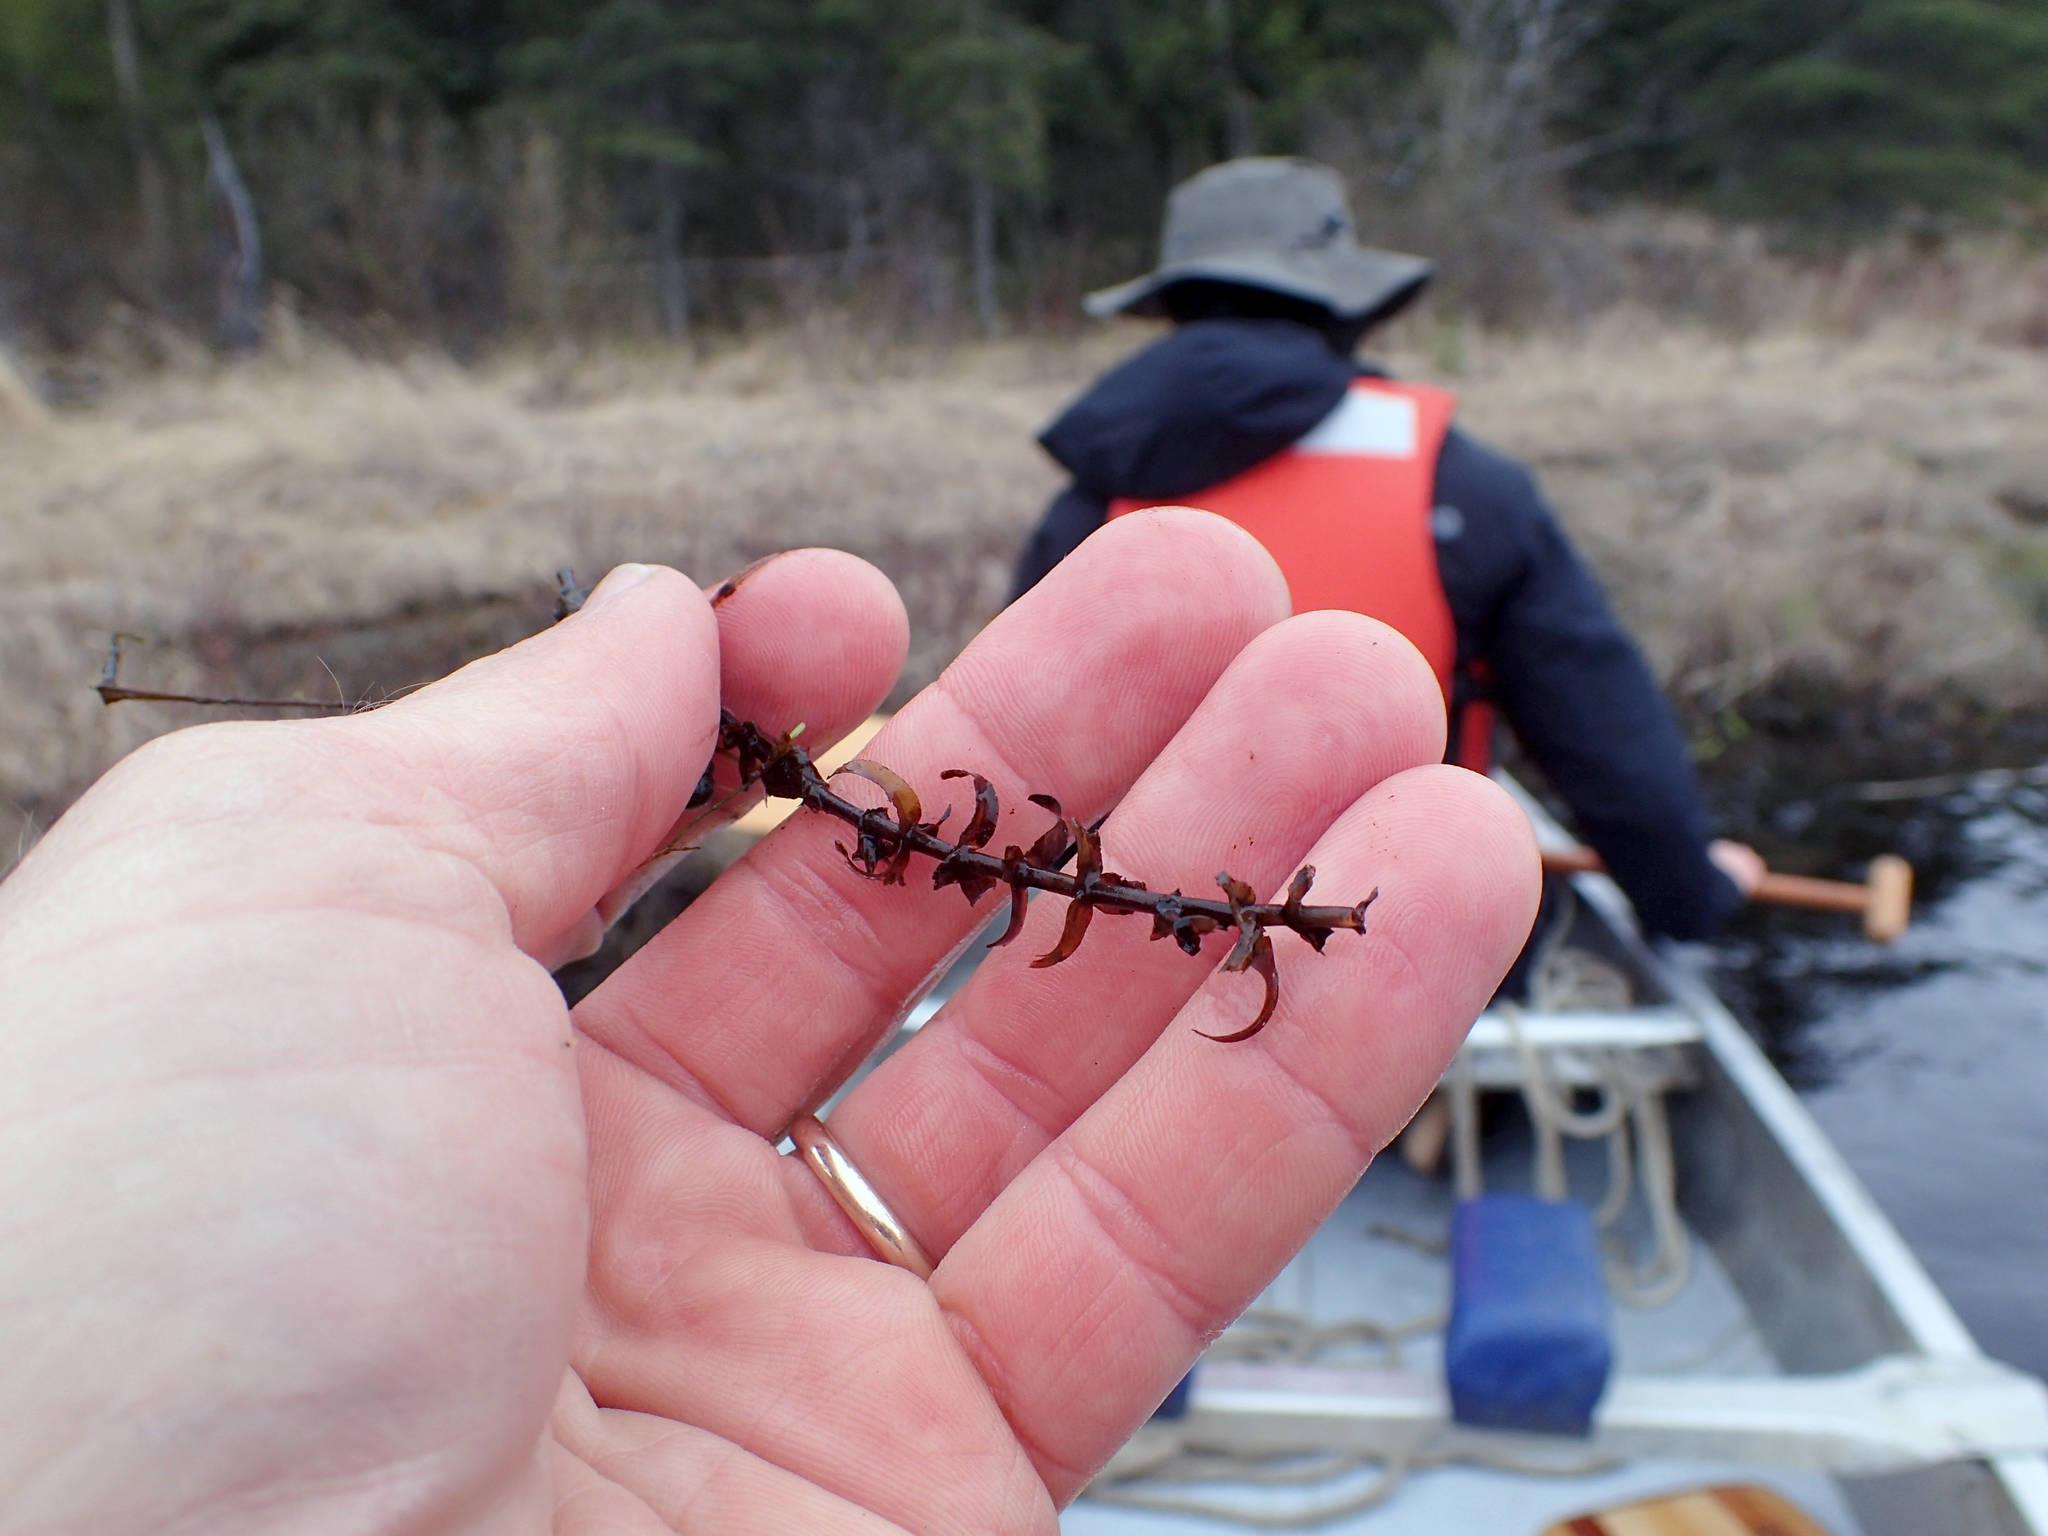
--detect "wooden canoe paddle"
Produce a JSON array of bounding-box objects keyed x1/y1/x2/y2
[{"x1": 1540, "y1": 843, "x2": 1914, "y2": 943}]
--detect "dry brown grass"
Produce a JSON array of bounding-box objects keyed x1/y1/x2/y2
[
  {"x1": 1432, "y1": 310, "x2": 2048, "y2": 715},
  {"x1": 7, "y1": 268, "x2": 2048, "y2": 874},
  {"x1": 0, "y1": 323, "x2": 1106, "y2": 868}
]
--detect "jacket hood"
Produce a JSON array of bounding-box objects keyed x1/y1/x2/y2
[{"x1": 1038, "y1": 319, "x2": 1355, "y2": 501}]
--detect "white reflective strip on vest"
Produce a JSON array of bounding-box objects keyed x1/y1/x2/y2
[{"x1": 1292, "y1": 389, "x2": 1418, "y2": 458}]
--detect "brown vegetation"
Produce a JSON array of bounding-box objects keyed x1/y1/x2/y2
[{"x1": 7, "y1": 228, "x2": 2048, "y2": 876}]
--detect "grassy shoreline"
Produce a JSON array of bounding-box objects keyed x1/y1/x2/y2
[{"x1": 6, "y1": 310, "x2": 2048, "y2": 873}]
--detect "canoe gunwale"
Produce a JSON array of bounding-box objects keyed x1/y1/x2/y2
[{"x1": 1503, "y1": 774, "x2": 2048, "y2": 1536}]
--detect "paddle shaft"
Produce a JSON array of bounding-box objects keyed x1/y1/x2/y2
[{"x1": 1539, "y1": 845, "x2": 1913, "y2": 942}]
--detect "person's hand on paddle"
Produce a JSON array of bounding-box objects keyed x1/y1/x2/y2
[
  {"x1": 0, "y1": 510, "x2": 1538, "y2": 1535},
  {"x1": 1709, "y1": 838, "x2": 1768, "y2": 899}
]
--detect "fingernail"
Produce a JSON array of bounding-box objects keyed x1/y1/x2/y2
[
  {"x1": 585, "y1": 563, "x2": 655, "y2": 611},
  {"x1": 710, "y1": 551, "x2": 787, "y2": 608}
]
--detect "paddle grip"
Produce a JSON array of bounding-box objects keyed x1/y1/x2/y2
[{"x1": 1536, "y1": 846, "x2": 1912, "y2": 943}]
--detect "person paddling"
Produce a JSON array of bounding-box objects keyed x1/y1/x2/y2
[{"x1": 1013, "y1": 156, "x2": 1763, "y2": 941}]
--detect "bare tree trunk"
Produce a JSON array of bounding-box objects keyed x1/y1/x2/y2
[
  {"x1": 969, "y1": 154, "x2": 997, "y2": 339},
  {"x1": 1207, "y1": 0, "x2": 1257, "y2": 157},
  {"x1": 1426, "y1": 0, "x2": 1608, "y2": 322},
  {"x1": 106, "y1": 0, "x2": 170, "y2": 301},
  {"x1": 653, "y1": 162, "x2": 689, "y2": 343},
  {"x1": 200, "y1": 109, "x2": 263, "y2": 353}
]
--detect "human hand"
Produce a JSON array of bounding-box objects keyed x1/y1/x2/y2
[
  {"x1": 0, "y1": 510, "x2": 1539, "y2": 1535},
  {"x1": 1709, "y1": 838, "x2": 1768, "y2": 899}
]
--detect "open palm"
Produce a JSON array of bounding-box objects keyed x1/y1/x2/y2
[{"x1": 0, "y1": 511, "x2": 1536, "y2": 1535}]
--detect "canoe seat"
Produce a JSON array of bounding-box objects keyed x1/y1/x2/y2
[{"x1": 1446, "y1": 1194, "x2": 1612, "y2": 1436}]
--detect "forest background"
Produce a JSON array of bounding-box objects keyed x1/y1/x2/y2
[{"x1": 6, "y1": 0, "x2": 2048, "y2": 352}]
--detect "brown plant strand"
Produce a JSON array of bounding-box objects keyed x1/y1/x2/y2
[
  {"x1": 94, "y1": 633, "x2": 370, "y2": 712},
  {"x1": 716, "y1": 712, "x2": 1376, "y2": 1041},
  {"x1": 93, "y1": 571, "x2": 588, "y2": 718}
]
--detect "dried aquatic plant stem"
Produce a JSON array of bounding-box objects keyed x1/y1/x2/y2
[
  {"x1": 90, "y1": 567, "x2": 1377, "y2": 1041},
  {"x1": 717, "y1": 712, "x2": 1376, "y2": 1040},
  {"x1": 94, "y1": 633, "x2": 367, "y2": 711}
]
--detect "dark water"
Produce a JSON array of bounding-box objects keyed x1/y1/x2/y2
[{"x1": 1708, "y1": 772, "x2": 2048, "y2": 1380}]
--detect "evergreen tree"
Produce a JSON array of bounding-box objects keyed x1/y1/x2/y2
[
  {"x1": 1580, "y1": 0, "x2": 2048, "y2": 221},
  {"x1": 515, "y1": 0, "x2": 784, "y2": 339},
  {"x1": 885, "y1": 0, "x2": 1072, "y2": 333}
]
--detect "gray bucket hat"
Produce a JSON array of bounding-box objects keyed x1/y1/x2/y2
[{"x1": 1084, "y1": 157, "x2": 1433, "y2": 324}]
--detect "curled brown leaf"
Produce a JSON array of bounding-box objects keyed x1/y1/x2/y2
[
  {"x1": 1030, "y1": 899, "x2": 1094, "y2": 968},
  {"x1": 837, "y1": 759, "x2": 923, "y2": 828},
  {"x1": 1199, "y1": 933, "x2": 1279, "y2": 1042},
  {"x1": 987, "y1": 849, "x2": 1031, "y2": 947},
  {"x1": 1025, "y1": 793, "x2": 1069, "y2": 867},
  {"x1": 940, "y1": 769, "x2": 1000, "y2": 849}
]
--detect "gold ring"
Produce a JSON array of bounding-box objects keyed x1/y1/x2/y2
[{"x1": 788, "y1": 1113, "x2": 934, "y2": 1280}]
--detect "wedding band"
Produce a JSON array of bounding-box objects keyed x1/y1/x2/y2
[{"x1": 788, "y1": 1113, "x2": 935, "y2": 1280}]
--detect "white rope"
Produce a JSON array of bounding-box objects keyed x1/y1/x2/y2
[
  {"x1": 1499, "y1": 999, "x2": 1569, "y2": 1200},
  {"x1": 1449, "y1": 1043, "x2": 1483, "y2": 1202},
  {"x1": 1607, "y1": 1072, "x2": 1691, "y2": 1307},
  {"x1": 1594, "y1": 1104, "x2": 1635, "y2": 1229},
  {"x1": 1086, "y1": 1448, "x2": 1415, "y2": 1527},
  {"x1": 1496, "y1": 887, "x2": 1694, "y2": 1307},
  {"x1": 1086, "y1": 1435, "x2": 1625, "y2": 1527},
  {"x1": 1210, "y1": 1308, "x2": 1444, "y2": 1370},
  {"x1": 1367, "y1": 1221, "x2": 1449, "y2": 1258}
]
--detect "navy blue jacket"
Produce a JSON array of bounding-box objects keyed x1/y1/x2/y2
[{"x1": 1014, "y1": 319, "x2": 1742, "y2": 940}]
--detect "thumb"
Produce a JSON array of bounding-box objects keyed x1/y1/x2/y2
[{"x1": 341, "y1": 563, "x2": 722, "y2": 955}]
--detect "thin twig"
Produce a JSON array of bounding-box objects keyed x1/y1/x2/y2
[{"x1": 94, "y1": 634, "x2": 367, "y2": 711}]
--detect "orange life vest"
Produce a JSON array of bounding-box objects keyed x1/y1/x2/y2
[{"x1": 1109, "y1": 377, "x2": 1494, "y2": 771}]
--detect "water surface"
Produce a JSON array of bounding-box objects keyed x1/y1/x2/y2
[{"x1": 1711, "y1": 774, "x2": 2048, "y2": 1378}]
